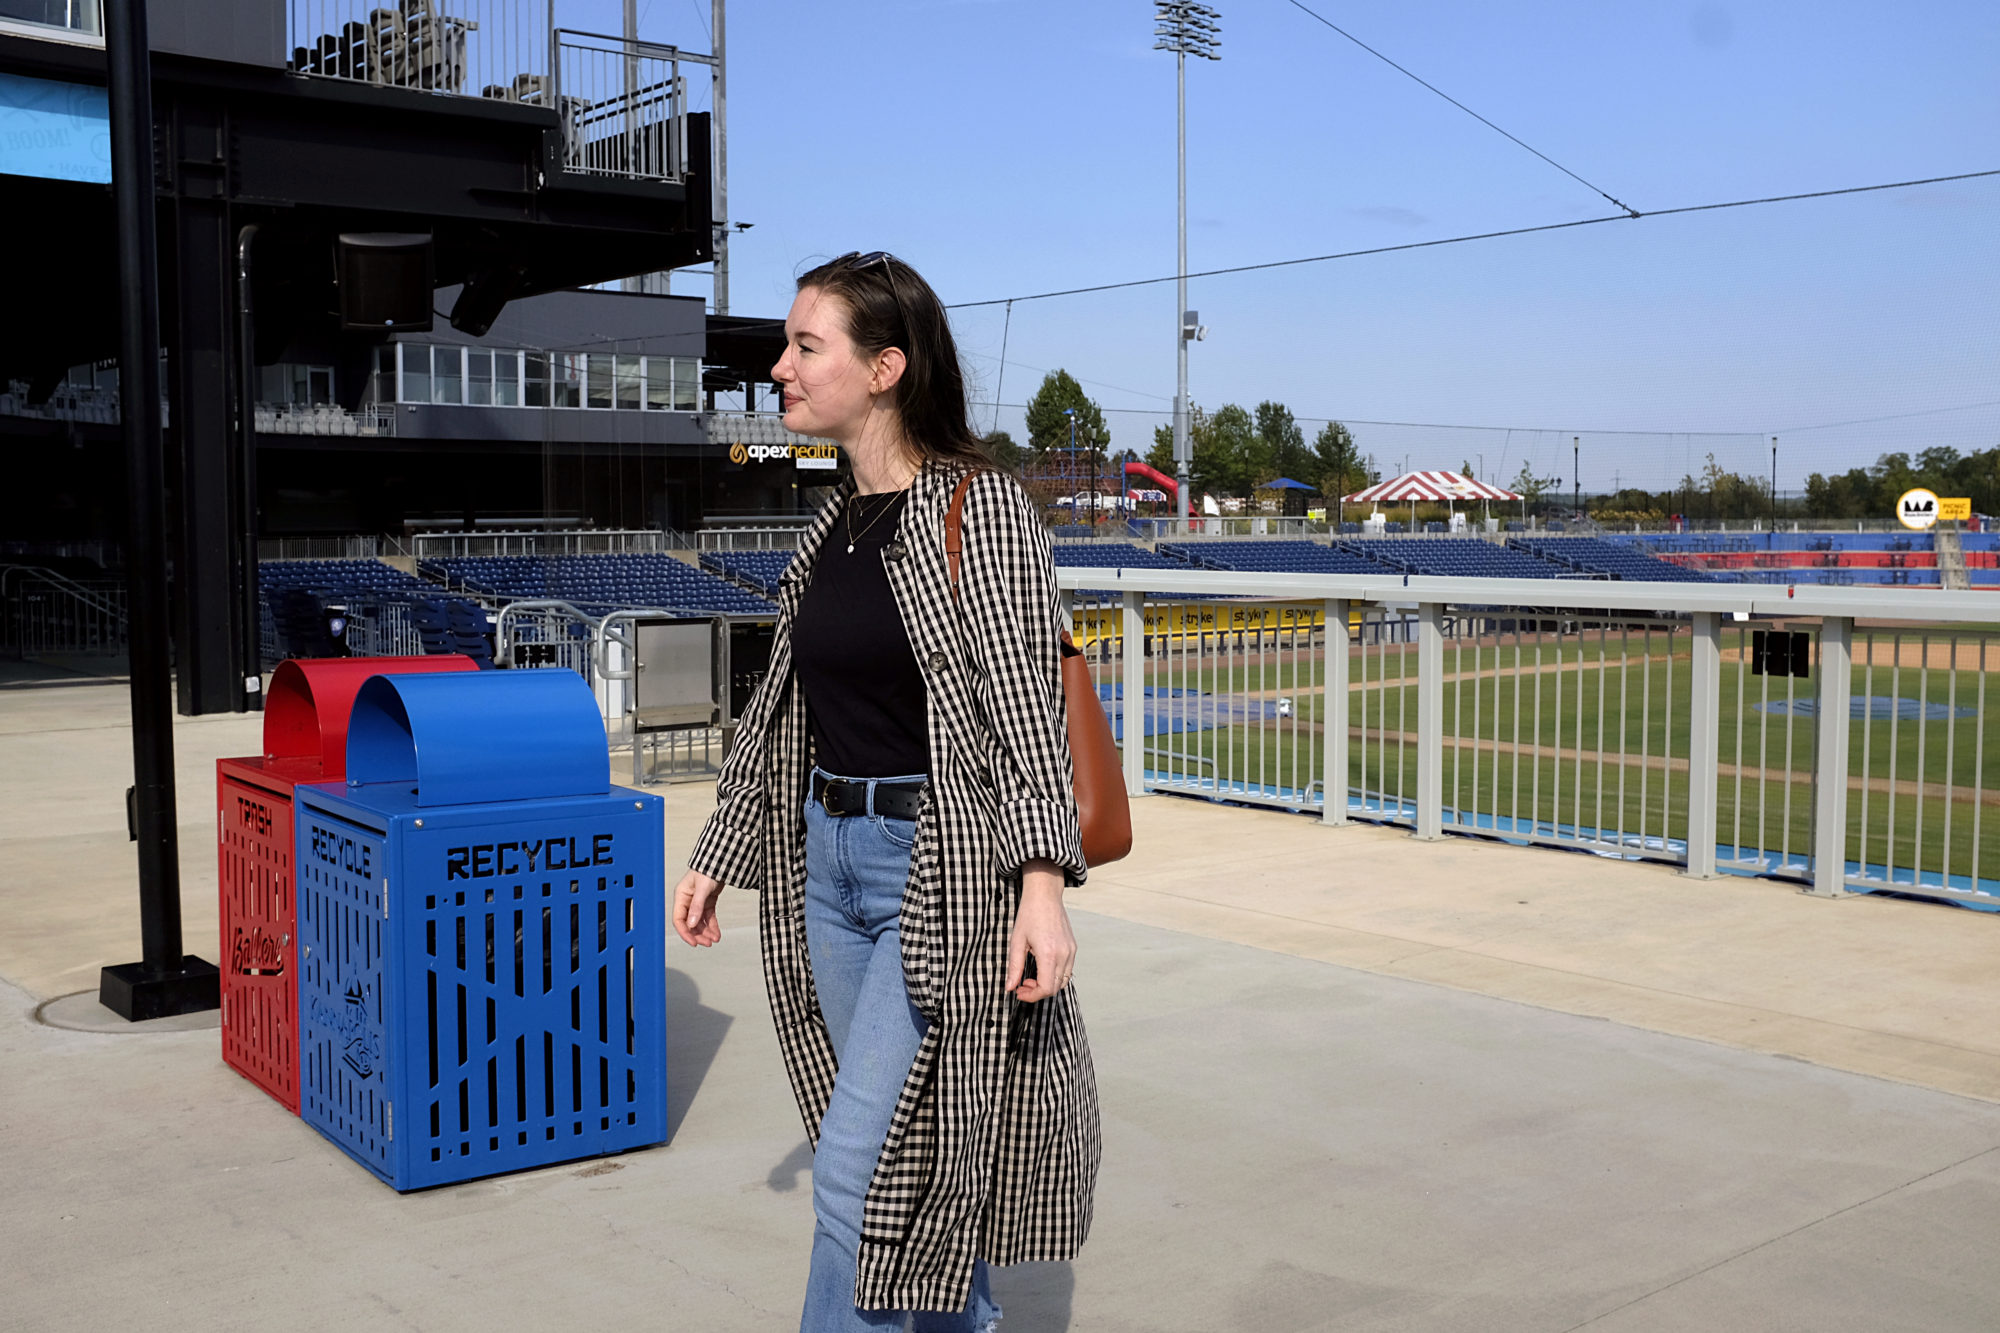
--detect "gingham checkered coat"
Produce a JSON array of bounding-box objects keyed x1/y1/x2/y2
[{"x1": 686, "y1": 460, "x2": 1102, "y2": 1312}]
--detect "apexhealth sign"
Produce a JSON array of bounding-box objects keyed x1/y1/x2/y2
[{"x1": 727, "y1": 441, "x2": 839, "y2": 470}]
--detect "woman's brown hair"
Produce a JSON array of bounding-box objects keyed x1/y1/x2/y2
[{"x1": 795, "y1": 251, "x2": 993, "y2": 473}]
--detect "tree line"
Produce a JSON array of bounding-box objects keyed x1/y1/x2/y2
[
  {"x1": 990, "y1": 369, "x2": 1381, "y2": 502},
  {"x1": 989, "y1": 370, "x2": 1998, "y2": 522},
  {"x1": 1590, "y1": 448, "x2": 2000, "y2": 523}
]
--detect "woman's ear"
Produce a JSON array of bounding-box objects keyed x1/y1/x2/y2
[{"x1": 869, "y1": 346, "x2": 908, "y2": 398}]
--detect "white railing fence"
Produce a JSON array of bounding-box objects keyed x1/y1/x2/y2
[
  {"x1": 1061, "y1": 569, "x2": 1999, "y2": 910},
  {"x1": 695, "y1": 527, "x2": 808, "y2": 552},
  {"x1": 410, "y1": 528, "x2": 674, "y2": 558},
  {"x1": 551, "y1": 29, "x2": 691, "y2": 182},
  {"x1": 286, "y1": 2, "x2": 706, "y2": 184},
  {"x1": 258, "y1": 535, "x2": 413, "y2": 561}
]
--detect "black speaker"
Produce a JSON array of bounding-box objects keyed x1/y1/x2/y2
[{"x1": 335, "y1": 232, "x2": 434, "y2": 331}]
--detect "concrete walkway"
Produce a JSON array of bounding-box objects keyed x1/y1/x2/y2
[{"x1": 7, "y1": 679, "x2": 2000, "y2": 1330}]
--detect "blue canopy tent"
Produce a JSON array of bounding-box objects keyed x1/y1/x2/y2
[{"x1": 1258, "y1": 476, "x2": 1317, "y2": 517}]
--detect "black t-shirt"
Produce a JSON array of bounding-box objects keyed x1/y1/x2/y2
[{"x1": 792, "y1": 490, "x2": 930, "y2": 778}]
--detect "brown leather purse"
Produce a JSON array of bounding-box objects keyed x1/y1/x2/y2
[{"x1": 945, "y1": 473, "x2": 1133, "y2": 868}]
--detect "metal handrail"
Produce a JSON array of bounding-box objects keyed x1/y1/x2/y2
[
  {"x1": 1, "y1": 565, "x2": 127, "y2": 620},
  {"x1": 1054, "y1": 567, "x2": 2000, "y2": 624}
]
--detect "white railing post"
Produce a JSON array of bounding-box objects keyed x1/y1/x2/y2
[
  {"x1": 1683, "y1": 611, "x2": 1722, "y2": 878},
  {"x1": 1809, "y1": 615, "x2": 1854, "y2": 897},
  {"x1": 1121, "y1": 590, "x2": 1148, "y2": 797},
  {"x1": 1322, "y1": 598, "x2": 1349, "y2": 825},
  {"x1": 1413, "y1": 601, "x2": 1444, "y2": 839}
]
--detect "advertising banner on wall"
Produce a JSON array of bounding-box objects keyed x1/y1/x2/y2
[
  {"x1": 727, "y1": 441, "x2": 839, "y2": 470},
  {"x1": 0, "y1": 73, "x2": 110, "y2": 184}
]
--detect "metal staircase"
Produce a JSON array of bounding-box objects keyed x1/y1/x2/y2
[{"x1": 1935, "y1": 528, "x2": 1971, "y2": 591}]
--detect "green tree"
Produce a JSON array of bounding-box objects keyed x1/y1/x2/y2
[
  {"x1": 982, "y1": 429, "x2": 1022, "y2": 472},
  {"x1": 1023, "y1": 370, "x2": 1107, "y2": 458},
  {"x1": 1801, "y1": 446, "x2": 2000, "y2": 521},
  {"x1": 1148, "y1": 404, "x2": 1258, "y2": 497},
  {"x1": 1146, "y1": 420, "x2": 1177, "y2": 478},
  {"x1": 1197, "y1": 404, "x2": 1257, "y2": 496},
  {"x1": 1511, "y1": 461, "x2": 1563, "y2": 508},
  {"x1": 1254, "y1": 401, "x2": 1309, "y2": 483},
  {"x1": 1311, "y1": 420, "x2": 1363, "y2": 499}
]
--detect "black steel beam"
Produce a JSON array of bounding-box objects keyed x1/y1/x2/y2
[
  {"x1": 98, "y1": 0, "x2": 218, "y2": 1019},
  {"x1": 166, "y1": 100, "x2": 244, "y2": 714}
]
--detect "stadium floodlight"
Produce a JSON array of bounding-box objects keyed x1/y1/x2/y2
[{"x1": 1155, "y1": 0, "x2": 1220, "y2": 527}]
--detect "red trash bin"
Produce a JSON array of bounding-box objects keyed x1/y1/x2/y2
[{"x1": 217, "y1": 656, "x2": 475, "y2": 1111}]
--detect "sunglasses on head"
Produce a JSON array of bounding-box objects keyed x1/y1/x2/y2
[{"x1": 830, "y1": 251, "x2": 912, "y2": 349}]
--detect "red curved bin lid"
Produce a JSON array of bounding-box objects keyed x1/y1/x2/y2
[{"x1": 264, "y1": 655, "x2": 477, "y2": 777}]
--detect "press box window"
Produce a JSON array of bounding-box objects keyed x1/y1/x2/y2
[
  {"x1": 672, "y1": 359, "x2": 699, "y2": 411},
  {"x1": 552, "y1": 354, "x2": 583, "y2": 408},
  {"x1": 586, "y1": 354, "x2": 613, "y2": 409},
  {"x1": 523, "y1": 352, "x2": 549, "y2": 407},
  {"x1": 0, "y1": 0, "x2": 101, "y2": 37},
  {"x1": 614, "y1": 354, "x2": 642, "y2": 410},
  {"x1": 494, "y1": 351, "x2": 520, "y2": 406},
  {"x1": 466, "y1": 348, "x2": 493, "y2": 406},
  {"x1": 398, "y1": 344, "x2": 430, "y2": 403},
  {"x1": 433, "y1": 346, "x2": 463, "y2": 405}
]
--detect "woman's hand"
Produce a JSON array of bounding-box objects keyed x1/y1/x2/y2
[
  {"x1": 673, "y1": 868, "x2": 724, "y2": 947},
  {"x1": 1006, "y1": 858, "x2": 1075, "y2": 1003}
]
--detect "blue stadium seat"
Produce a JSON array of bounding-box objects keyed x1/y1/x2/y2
[
  {"x1": 431, "y1": 553, "x2": 776, "y2": 615},
  {"x1": 1155, "y1": 540, "x2": 1397, "y2": 576},
  {"x1": 1507, "y1": 537, "x2": 1717, "y2": 583},
  {"x1": 1333, "y1": 538, "x2": 1576, "y2": 580}
]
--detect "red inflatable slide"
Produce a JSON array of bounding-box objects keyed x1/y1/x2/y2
[{"x1": 1122, "y1": 460, "x2": 1178, "y2": 496}]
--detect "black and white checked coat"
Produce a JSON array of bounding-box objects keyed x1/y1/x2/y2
[{"x1": 686, "y1": 460, "x2": 1102, "y2": 1312}]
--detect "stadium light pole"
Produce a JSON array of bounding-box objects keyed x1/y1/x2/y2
[
  {"x1": 1573, "y1": 435, "x2": 1580, "y2": 523},
  {"x1": 1769, "y1": 435, "x2": 1778, "y2": 548},
  {"x1": 1155, "y1": 1, "x2": 1219, "y2": 530}
]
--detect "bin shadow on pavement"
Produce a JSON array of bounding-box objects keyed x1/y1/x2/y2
[{"x1": 666, "y1": 966, "x2": 734, "y2": 1138}]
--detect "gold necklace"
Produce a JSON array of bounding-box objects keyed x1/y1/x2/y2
[{"x1": 844, "y1": 490, "x2": 903, "y2": 554}]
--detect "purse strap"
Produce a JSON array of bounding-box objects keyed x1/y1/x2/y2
[
  {"x1": 944, "y1": 470, "x2": 1081, "y2": 655},
  {"x1": 945, "y1": 471, "x2": 975, "y2": 602}
]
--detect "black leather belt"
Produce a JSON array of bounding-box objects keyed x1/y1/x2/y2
[{"x1": 812, "y1": 773, "x2": 926, "y2": 820}]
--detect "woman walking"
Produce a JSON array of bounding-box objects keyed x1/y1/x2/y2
[{"x1": 672, "y1": 251, "x2": 1100, "y2": 1331}]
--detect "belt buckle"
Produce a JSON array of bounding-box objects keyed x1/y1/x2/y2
[{"x1": 820, "y1": 778, "x2": 845, "y2": 816}]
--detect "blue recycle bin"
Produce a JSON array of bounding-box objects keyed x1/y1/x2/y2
[{"x1": 294, "y1": 669, "x2": 667, "y2": 1190}]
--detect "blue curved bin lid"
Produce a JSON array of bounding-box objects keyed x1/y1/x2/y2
[{"x1": 345, "y1": 670, "x2": 609, "y2": 806}]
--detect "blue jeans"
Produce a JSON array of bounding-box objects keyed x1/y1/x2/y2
[{"x1": 800, "y1": 769, "x2": 1001, "y2": 1333}]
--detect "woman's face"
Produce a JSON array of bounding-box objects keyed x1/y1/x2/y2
[{"x1": 772, "y1": 286, "x2": 897, "y2": 441}]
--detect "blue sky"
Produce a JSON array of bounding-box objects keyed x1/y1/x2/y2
[{"x1": 596, "y1": 0, "x2": 1997, "y2": 493}]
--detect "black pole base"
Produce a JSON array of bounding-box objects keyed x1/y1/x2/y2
[{"x1": 98, "y1": 956, "x2": 221, "y2": 1021}]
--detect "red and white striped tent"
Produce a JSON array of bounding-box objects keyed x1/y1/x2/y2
[
  {"x1": 1342, "y1": 470, "x2": 1520, "y2": 505},
  {"x1": 1341, "y1": 469, "x2": 1521, "y2": 530}
]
